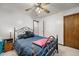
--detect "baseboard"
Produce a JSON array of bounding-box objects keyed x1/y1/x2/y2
[{"x1": 58, "y1": 43, "x2": 64, "y2": 46}]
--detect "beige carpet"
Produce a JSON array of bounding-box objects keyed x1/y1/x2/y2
[
  {"x1": 55, "y1": 45, "x2": 79, "y2": 56},
  {"x1": 0, "y1": 45, "x2": 79, "y2": 56},
  {"x1": 0, "y1": 50, "x2": 17, "y2": 56}
]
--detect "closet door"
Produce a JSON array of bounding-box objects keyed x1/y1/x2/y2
[
  {"x1": 64, "y1": 13, "x2": 79, "y2": 49},
  {"x1": 33, "y1": 20, "x2": 39, "y2": 35}
]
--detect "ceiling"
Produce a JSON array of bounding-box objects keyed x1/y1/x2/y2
[{"x1": 0, "y1": 3, "x2": 79, "y2": 19}]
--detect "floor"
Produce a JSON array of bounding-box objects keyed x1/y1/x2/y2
[
  {"x1": 0, "y1": 45, "x2": 79, "y2": 56},
  {"x1": 55, "y1": 45, "x2": 79, "y2": 56}
]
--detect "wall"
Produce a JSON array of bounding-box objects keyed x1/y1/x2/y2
[
  {"x1": 42, "y1": 7, "x2": 79, "y2": 44},
  {"x1": 0, "y1": 4, "x2": 79, "y2": 44},
  {"x1": 39, "y1": 19, "x2": 44, "y2": 36},
  {"x1": 34, "y1": 18, "x2": 44, "y2": 36},
  {"x1": 0, "y1": 8, "x2": 33, "y2": 39}
]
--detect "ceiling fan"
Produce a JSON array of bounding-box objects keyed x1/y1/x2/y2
[{"x1": 25, "y1": 3, "x2": 50, "y2": 13}]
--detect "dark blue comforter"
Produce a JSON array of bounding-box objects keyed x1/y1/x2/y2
[
  {"x1": 14, "y1": 36, "x2": 57, "y2": 56},
  {"x1": 14, "y1": 36, "x2": 45, "y2": 56}
]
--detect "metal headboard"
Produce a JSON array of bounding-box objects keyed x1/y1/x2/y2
[{"x1": 14, "y1": 26, "x2": 33, "y2": 41}]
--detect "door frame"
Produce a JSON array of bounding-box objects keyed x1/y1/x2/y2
[
  {"x1": 64, "y1": 13, "x2": 79, "y2": 46},
  {"x1": 33, "y1": 20, "x2": 39, "y2": 35}
]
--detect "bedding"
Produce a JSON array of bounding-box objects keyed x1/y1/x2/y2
[
  {"x1": 14, "y1": 35, "x2": 58, "y2": 56},
  {"x1": 25, "y1": 31, "x2": 34, "y2": 37},
  {"x1": 14, "y1": 36, "x2": 45, "y2": 56},
  {"x1": 32, "y1": 38, "x2": 52, "y2": 47},
  {"x1": 17, "y1": 34, "x2": 24, "y2": 39},
  {"x1": 17, "y1": 31, "x2": 34, "y2": 39}
]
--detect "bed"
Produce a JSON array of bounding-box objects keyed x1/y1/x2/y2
[{"x1": 13, "y1": 26, "x2": 58, "y2": 56}]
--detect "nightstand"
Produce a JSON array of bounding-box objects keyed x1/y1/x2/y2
[{"x1": 3, "y1": 38, "x2": 13, "y2": 52}]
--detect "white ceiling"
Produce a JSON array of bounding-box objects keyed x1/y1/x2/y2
[{"x1": 0, "y1": 3, "x2": 79, "y2": 19}]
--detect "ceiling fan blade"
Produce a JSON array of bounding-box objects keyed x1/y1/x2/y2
[
  {"x1": 25, "y1": 5, "x2": 35, "y2": 11},
  {"x1": 25, "y1": 8, "x2": 32, "y2": 11},
  {"x1": 44, "y1": 3, "x2": 50, "y2": 5},
  {"x1": 41, "y1": 3, "x2": 49, "y2": 6},
  {"x1": 40, "y1": 7, "x2": 50, "y2": 13},
  {"x1": 43, "y1": 9, "x2": 50, "y2": 13},
  {"x1": 39, "y1": 3, "x2": 50, "y2": 13},
  {"x1": 25, "y1": 3, "x2": 40, "y2": 11}
]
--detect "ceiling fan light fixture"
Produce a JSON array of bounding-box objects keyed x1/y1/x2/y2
[
  {"x1": 35, "y1": 7, "x2": 43, "y2": 13},
  {"x1": 35, "y1": 7, "x2": 40, "y2": 12},
  {"x1": 38, "y1": 10, "x2": 41, "y2": 13},
  {"x1": 25, "y1": 3, "x2": 50, "y2": 13}
]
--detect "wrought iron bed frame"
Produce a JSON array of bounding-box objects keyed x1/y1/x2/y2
[{"x1": 14, "y1": 26, "x2": 58, "y2": 56}]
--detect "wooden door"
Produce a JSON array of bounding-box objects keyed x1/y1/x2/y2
[{"x1": 64, "y1": 13, "x2": 79, "y2": 49}]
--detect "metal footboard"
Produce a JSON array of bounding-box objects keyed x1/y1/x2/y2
[{"x1": 32, "y1": 35, "x2": 58, "y2": 56}]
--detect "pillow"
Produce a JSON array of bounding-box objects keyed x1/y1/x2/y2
[
  {"x1": 25, "y1": 31, "x2": 34, "y2": 37},
  {"x1": 23, "y1": 34, "x2": 28, "y2": 39},
  {"x1": 18, "y1": 34, "x2": 29, "y2": 39},
  {"x1": 17, "y1": 34, "x2": 24, "y2": 39},
  {"x1": 17, "y1": 31, "x2": 34, "y2": 39},
  {"x1": 32, "y1": 38, "x2": 52, "y2": 47}
]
